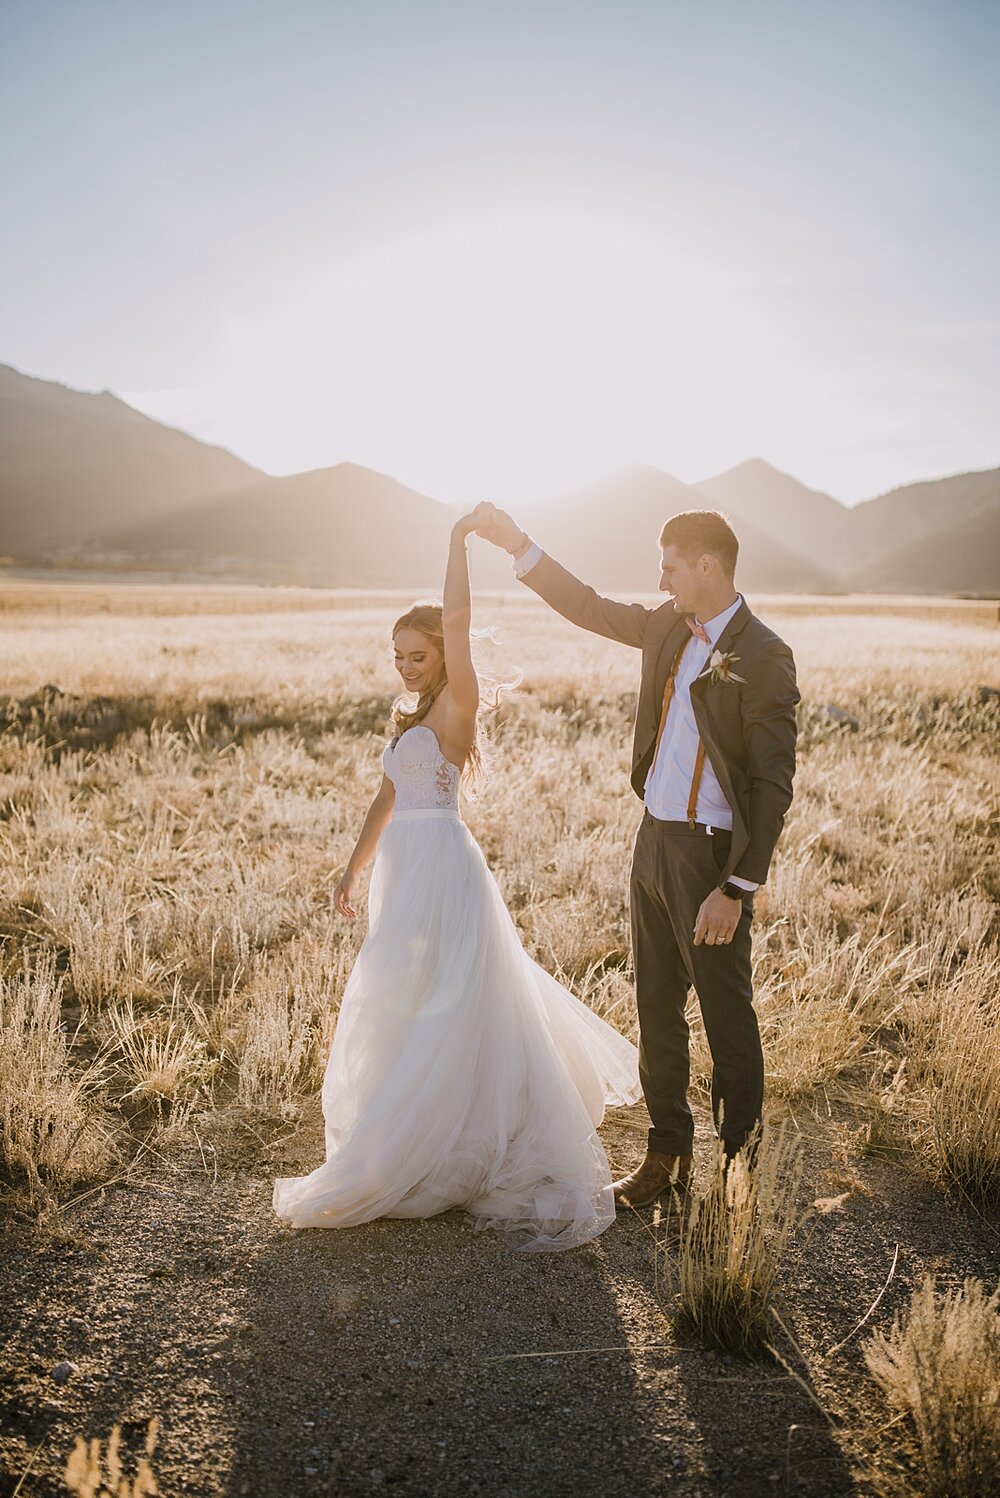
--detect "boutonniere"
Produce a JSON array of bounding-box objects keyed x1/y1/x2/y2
[{"x1": 697, "y1": 649, "x2": 746, "y2": 684}]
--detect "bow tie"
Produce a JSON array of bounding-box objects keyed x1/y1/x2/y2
[{"x1": 686, "y1": 616, "x2": 711, "y2": 646}]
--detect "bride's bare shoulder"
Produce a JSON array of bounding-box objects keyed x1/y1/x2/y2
[{"x1": 428, "y1": 688, "x2": 474, "y2": 760}]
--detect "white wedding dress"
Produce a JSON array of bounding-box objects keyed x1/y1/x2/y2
[{"x1": 272, "y1": 724, "x2": 641, "y2": 1251}]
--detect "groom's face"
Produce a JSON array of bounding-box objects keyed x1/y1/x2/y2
[{"x1": 658, "y1": 545, "x2": 703, "y2": 613}]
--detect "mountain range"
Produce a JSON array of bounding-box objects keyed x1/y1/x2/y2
[
  {"x1": 0, "y1": 363, "x2": 264, "y2": 558},
  {"x1": 1, "y1": 362, "x2": 997, "y2": 596}
]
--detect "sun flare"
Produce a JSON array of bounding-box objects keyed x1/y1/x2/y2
[{"x1": 126, "y1": 205, "x2": 803, "y2": 503}]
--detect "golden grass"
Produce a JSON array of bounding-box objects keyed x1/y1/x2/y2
[
  {"x1": 863, "y1": 1276, "x2": 1000, "y2": 1498},
  {"x1": 63, "y1": 1416, "x2": 160, "y2": 1497},
  {"x1": 0, "y1": 952, "x2": 120, "y2": 1205},
  {"x1": 100, "y1": 987, "x2": 213, "y2": 1109},
  {"x1": 0, "y1": 585, "x2": 995, "y2": 1228},
  {"x1": 0, "y1": 575, "x2": 994, "y2": 622},
  {"x1": 667, "y1": 1126, "x2": 808, "y2": 1356},
  {"x1": 891, "y1": 940, "x2": 1000, "y2": 1207}
]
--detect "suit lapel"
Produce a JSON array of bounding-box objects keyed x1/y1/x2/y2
[
  {"x1": 689, "y1": 598, "x2": 751, "y2": 693},
  {"x1": 688, "y1": 598, "x2": 753, "y2": 820},
  {"x1": 652, "y1": 608, "x2": 689, "y2": 685},
  {"x1": 711, "y1": 596, "x2": 752, "y2": 663}
]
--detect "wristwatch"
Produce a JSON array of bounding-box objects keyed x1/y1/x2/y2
[{"x1": 719, "y1": 880, "x2": 750, "y2": 902}]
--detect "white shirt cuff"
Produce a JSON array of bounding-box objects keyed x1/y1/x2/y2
[
  {"x1": 512, "y1": 540, "x2": 543, "y2": 578},
  {"x1": 727, "y1": 875, "x2": 759, "y2": 892}
]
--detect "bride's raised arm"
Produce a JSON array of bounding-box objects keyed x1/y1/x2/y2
[{"x1": 442, "y1": 518, "x2": 480, "y2": 722}]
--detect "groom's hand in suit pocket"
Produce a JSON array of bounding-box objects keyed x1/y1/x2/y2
[{"x1": 693, "y1": 888, "x2": 742, "y2": 947}]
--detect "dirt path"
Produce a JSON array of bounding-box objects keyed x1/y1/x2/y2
[{"x1": 2, "y1": 1102, "x2": 997, "y2": 1498}]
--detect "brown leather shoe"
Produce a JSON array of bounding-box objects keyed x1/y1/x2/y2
[{"x1": 612, "y1": 1150, "x2": 693, "y2": 1209}]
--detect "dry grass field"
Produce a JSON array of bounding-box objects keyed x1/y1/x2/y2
[{"x1": 1, "y1": 578, "x2": 998, "y2": 1498}]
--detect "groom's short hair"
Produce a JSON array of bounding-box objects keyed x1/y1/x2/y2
[{"x1": 659, "y1": 510, "x2": 739, "y2": 578}]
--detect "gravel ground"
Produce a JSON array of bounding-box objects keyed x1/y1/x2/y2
[{"x1": 2, "y1": 1100, "x2": 997, "y2": 1498}]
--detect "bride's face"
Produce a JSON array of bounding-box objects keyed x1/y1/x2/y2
[{"x1": 393, "y1": 628, "x2": 445, "y2": 696}]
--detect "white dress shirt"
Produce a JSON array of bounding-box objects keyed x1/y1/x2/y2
[
  {"x1": 513, "y1": 540, "x2": 545, "y2": 578},
  {"x1": 513, "y1": 541, "x2": 757, "y2": 892},
  {"x1": 643, "y1": 594, "x2": 741, "y2": 827}
]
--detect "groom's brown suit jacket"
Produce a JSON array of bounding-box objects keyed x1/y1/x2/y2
[{"x1": 519, "y1": 552, "x2": 800, "y2": 887}]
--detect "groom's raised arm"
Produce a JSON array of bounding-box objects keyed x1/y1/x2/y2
[
  {"x1": 515, "y1": 544, "x2": 650, "y2": 650},
  {"x1": 468, "y1": 504, "x2": 650, "y2": 650}
]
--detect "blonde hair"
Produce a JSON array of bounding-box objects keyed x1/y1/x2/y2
[{"x1": 390, "y1": 600, "x2": 516, "y2": 787}]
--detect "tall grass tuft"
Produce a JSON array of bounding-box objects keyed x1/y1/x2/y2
[
  {"x1": 668, "y1": 1125, "x2": 807, "y2": 1357},
  {"x1": 234, "y1": 934, "x2": 354, "y2": 1104},
  {"x1": 0, "y1": 952, "x2": 120, "y2": 1202},
  {"x1": 63, "y1": 1416, "x2": 160, "y2": 1497},
  {"x1": 864, "y1": 1275, "x2": 1000, "y2": 1498},
  {"x1": 896, "y1": 941, "x2": 1000, "y2": 1207},
  {"x1": 102, "y1": 986, "x2": 213, "y2": 1110}
]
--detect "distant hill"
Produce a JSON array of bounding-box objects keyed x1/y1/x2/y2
[
  {"x1": 109, "y1": 458, "x2": 836, "y2": 593},
  {"x1": 694, "y1": 457, "x2": 1000, "y2": 594},
  {"x1": 695, "y1": 458, "x2": 850, "y2": 567},
  {"x1": 0, "y1": 363, "x2": 264, "y2": 559},
  {"x1": 106, "y1": 461, "x2": 514, "y2": 590},
  {"x1": 843, "y1": 468, "x2": 1000, "y2": 590},
  {"x1": 107, "y1": 464, "x2": 450, "y2": 586},
  {"x1": 528, "y1": 464, "x2": 836, "y2": 593},
  {"x1": 848, "y1": 498, "x2": 1000, "y2": 595}
]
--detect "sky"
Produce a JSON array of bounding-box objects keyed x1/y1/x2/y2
[{"x1": 2, "y1": 0, "x2": 998, "y2": 506}]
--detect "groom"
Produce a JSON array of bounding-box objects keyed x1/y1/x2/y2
[{"x1": 471, "y1": 504, "x2": 799, "y2": 1207}]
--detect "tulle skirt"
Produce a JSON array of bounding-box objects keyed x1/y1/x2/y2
[{"x1": 272, "y1": 809, "x2": 641, "y2": 1251}]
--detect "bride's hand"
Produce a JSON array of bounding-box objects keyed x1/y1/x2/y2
[
  {"x1": 468, "y1": 502, "x2": 528, "y2": 553},
  {"x1": 334, "y1": 874, "x2": 358, "y2": 919},
  {"x1": 451, "y1": 513, "x2": 479, "y2": 541}
]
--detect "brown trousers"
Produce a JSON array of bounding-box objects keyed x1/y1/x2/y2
[{"x1": 629, "y1": 812, "x2": 763, "y2": 1158}]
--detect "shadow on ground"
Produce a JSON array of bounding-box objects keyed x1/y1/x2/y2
[{"x1": 2, "y1": 1102, "x2": 997, "y2": 1497}]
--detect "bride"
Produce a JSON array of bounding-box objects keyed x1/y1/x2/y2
[{"x1": 272, "y1": 514, "x2": 641, "y2": 1251}]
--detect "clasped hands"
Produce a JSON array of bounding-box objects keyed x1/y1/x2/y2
[{"x1": 452, "y1": 501, "x2": 526, "y2": 552}]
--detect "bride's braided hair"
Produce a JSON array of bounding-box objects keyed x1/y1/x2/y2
[{"x1": 390, "y1": 601, "x2": 516, "y2": 787}]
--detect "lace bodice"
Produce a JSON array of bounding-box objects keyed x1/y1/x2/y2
[{"x1": 382, "y1": 725, "x2": 461, "y2": 812}]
